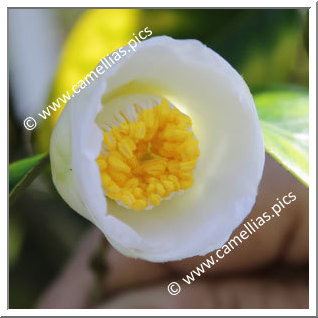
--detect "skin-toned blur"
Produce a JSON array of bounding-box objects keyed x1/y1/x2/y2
[
  {"x1": 9, "y1": 9, "x2": 309, "y2": 309},
  {"x1": 36, "y1": 154, "x2": 309, "y2": 309}
]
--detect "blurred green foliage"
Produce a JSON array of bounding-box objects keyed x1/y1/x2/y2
[
  {"x1": 9, "y1": 153, "x2": 49, "y2": 204},
  {"x1": 255, "y1": 86, "x2": 309, "y2": 186},
  {"x1": 140, "y1": 9, "x2": 308, "y2": 86},
  {"x1": 9, "y1": 8, "x2": 309, "y2": 308}
]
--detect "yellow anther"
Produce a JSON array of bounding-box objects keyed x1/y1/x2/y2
[
  {"x1": 139, "y1": 109, "x2": 155, "y2": 127},
  {"x1": 122, "y1": 191, "x2": 135, "y2": 207},
  {"x1": 108, "y1": 155, "x2": 131, "y2": 173},
  {"x1": 147, "y1": 183, "x2": 156, "y2": 195},
  {"x1": 167, "y1": 160, "x2": 180, "y2": 173},
  {"x1": 168, "y1": 175, "x2": 181, "y2": 191},
  {"x1": 107, "y1": 181, "x2": 121, "y2": 194},
  {"x1": 132, "y1": 199, "x2": 147, "y2": 211},
  {"x1": 176, "y1": 113, "x2": 192, "y2": 130},
  {"x1": 167, "y1": 109, "x2": 182, "y2": 122},
  {"x1": 125, "y1": 178, "x2": 139, "y2": 188},
  {"x1": 163, "y1": 141, "x2": 179, "y2": 153},
  {"x1": 141, "y1": 158, "x2": 167, "y2": 176},
  {"x1": 147, "y1": 177, "x2": 159, "y2": 184},
  {"x1": 103, "y1": 132, "x2": 116, "y2": 149},
  {"x1": 150, "y1": 193, "x2": 161, "y2": 206},
  {"x1": 96, "y1": 158, "x2": 108, "y2": 170},
  {"x1": 118, "y1": 137, "x2": 136, "y2": 159},
  {"x1": 180, "y1": 160, "x2": 197, "y2": 171},
  {"x1": 111, "y1": 126, "x2": 123, "y2": 141},
  {"x1": 162, "y1": 180, "x2": 175, "y2": 193},
  {"x1": 167, "y1": 175, "x2": 178, "y2": 182},
  {"x1": 134, "y1": 122, "x2": 146, "y2": 140},
  {"x1": 133, "y1": 187, "x2": 144, "y2": 199},
  {"x1": 162, "y1": 127, "x2": 190, "y2": 142},
  {"x1": 155, "y1": 183, "x2": 166, "y2": 197},
  {"x1": 107, "y1": 192, "x2": 122, "y2": 200},
  {"x1": 108, "y1": 170, "x2": 128, "y2": 186},
  {"x1": 180, "y1": 177, "x2": 194, "y2": 190},
  {"x1": 101, "y1": 174, "x2": 112, "y2": 187},
  {"x1": 180, "y1": 139, "x2": 200, "y2": 160},
  {"x1": 177, "y1": 171, "x2": 193, "y2": 180},
  {"x1": 134, "y1": 141, "x2": 148, "y2": 159},
  {"x1": 96, "y1": 98, "x2": 199, "y2": 211},
  {"x1": 119, "y1": 122, "x2": 130, "y2": 134},
  {"x1": 156, "y1": 99, "x2": 170, "y2": 125}
]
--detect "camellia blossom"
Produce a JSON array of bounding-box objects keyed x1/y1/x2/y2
[{"x1": 50, "y1": 36, "x2": 265, "y2": 262}]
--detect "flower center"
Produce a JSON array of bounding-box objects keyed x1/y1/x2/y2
[{"x1": 96, "y1": 98, "x2": 200, "y2": 211}]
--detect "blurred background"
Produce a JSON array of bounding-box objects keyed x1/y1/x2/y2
[{"x1": 9, "y1": 8, "x2": 309, "y2": 309}]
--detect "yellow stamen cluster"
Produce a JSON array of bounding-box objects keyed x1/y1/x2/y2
[{"x1": 96, "y1": 99, "x2": 200, "y2": 211}]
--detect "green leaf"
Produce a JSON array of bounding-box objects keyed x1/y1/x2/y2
[
  {"x1": 9, "y1": 153, "x2": 50, "y2": 203},
  {"x1": 254, "y1": 87, "x2": 309, "y2": 187}
]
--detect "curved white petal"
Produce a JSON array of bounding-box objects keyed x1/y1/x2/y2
[{"x1": 50, "y1": 36, "x2": 265, "y2": 262}]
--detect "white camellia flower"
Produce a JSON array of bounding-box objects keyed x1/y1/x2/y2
[{"x1": 50, "y1": 36, "x2": 265, "y2": 262}]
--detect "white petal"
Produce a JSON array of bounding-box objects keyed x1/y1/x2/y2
[
  {"x1": 50, "y1": 36, "x2": 264, "y2": 262},
  {"x1": 50, "y1": 78, "x2": 106, "y2": 224}
]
